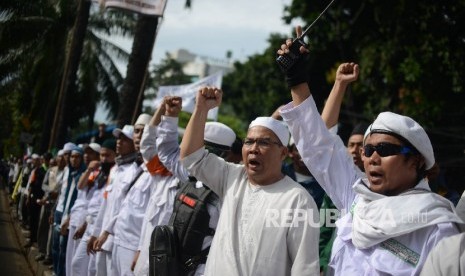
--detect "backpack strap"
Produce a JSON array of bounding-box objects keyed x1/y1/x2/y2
[
  {"x1": 184, "y1": 246, "x2": 210, "y2": 269},
  {"x1": 126, "y1": 168, "x2": 144, "y2": 194}
]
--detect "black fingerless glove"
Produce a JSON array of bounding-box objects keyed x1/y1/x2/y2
[{"x1": 285, "y1": 54, "x2": 309, "y2": 88}]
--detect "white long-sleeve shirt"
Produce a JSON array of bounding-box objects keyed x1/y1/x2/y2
[
  {"x1": 55, "y1": 166, "x2": 70, "y2": 213},
  {"x1": 456, "y1": 191, "x2": 465, "y2": 222},
  {"x1": 281, "y1": 95, "x2": 460, "y2": 275},
  {"x1": 134, "y1": 121, "x2": 180, "y2": 276},
  {"x1": 153, "y1": 116, "x2": 221, "y2": 276},
  {"x1": 92, "y1": 162, "x2": 138, "y2": 251},
  {"x1": 69, "y1": 184, "x2": 95, "y2": 227},
  {"x1": 182, "y1": 147, "x2": 320, "y2": 276},
  {"x1": 82, "y1": 186, "x2": 104, "y2": 242},
  {"x1": 113, "y1": 164, "x2": 153, "y2": 251}
]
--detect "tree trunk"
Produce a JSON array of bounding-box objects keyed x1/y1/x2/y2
[
  {"x1": 49, "y1": 0, "x2": 91, "y2": 150},
  {"x1": 117, "y1": 15, "x2": 159, "y2": 127}
]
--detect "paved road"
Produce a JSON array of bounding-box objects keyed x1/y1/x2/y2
[{"x1": 0, "y1": 183, "x2": 33, "y2": 276}]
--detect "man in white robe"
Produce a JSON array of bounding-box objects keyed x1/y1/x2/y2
[
  {"x1": 277, "y1": 26, "x2": 464, "y2": 275},
  {"x1": 134, "y1": 96, "x2": 235, "y2": 276},
  {"x1": 180, "y1": 87, "x2": 320, "y2": 275},
  {"x1": 456, "y1": 191, "x2": 465, "y2": 222},
  {"x1": 420, "y1": 232, "x2": 465, "y2": 276},
  {"x1": 91, "y1": 125, "x2": 139, "y2": 276},
  {"x1": 71, "y1": 140, "x2": 116, "y2": 276}
]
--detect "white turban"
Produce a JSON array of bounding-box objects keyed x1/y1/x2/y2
[
  {"x1": 364, "y1": 112, "x2": 434, "y2": 169},
  {"x1": 204, "y1": 122, "x2": 236, "y2": 148},
  {"x1": 249, "y1": 117, "x2": 290, "y2": 146}
]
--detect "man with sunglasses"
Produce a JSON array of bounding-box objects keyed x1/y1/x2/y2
[
  {"x1": 277, "y1": 26, "x2": 464, "y2": 275},
  {"x1": 180, "y1": 88, "x2": 319, "y2": 275}
]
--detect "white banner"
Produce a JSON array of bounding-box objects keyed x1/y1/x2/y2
[
  {"x1": 154, "y1": 72, "x2": 223, "y2": 121},
  {"x1": 101, "y1": 0, "x2": 168, "y2": 16}
]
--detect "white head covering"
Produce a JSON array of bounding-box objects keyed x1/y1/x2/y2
[
  {"x1": 62, "y1": 142, "x2": 76, "y2": 153},
  {"x1": 204, "y1": 122, "x2": 236, "y2": 148},
  {"x1": 31, "y1": 153, "x2": 40, "y2": 159},
  {"x1": 134, "y1": 113, "x2": 152, "y2": 126},
  {"x1": 249, "y1": 117, "x2": 290, "y2": 146},
  {"x1": 85, "y1": 143, "x2": 101, "y2": 154},
  {"x1": 113, "y1": 125, "x2": 134, "y2": 140},
  {"x1": 57, "y1": 150, "x2": 64, "y2": 156},
  {"x1": 364, "y1": 111, "x2": 434, "y2": 169}
]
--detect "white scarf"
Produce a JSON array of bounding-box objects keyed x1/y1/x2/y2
[{"x1": 352, "y1": 178, "x2": 464, "y2": 249}]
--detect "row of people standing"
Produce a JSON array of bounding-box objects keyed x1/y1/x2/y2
[{"x1": 6, "y1": 28, "x2": 465, "y2": 275}]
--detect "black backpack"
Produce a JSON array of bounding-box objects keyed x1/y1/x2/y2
[{"x1": 150, "y1": 178, "x2": 216, "y2": 276}]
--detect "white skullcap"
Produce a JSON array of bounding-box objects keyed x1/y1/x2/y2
[
  {"x1": 31, "y1": 153, "x2": 40, "y2": 159},
  {"x1": 134, "y1": 113, "x2": 152, "y2": 126},
  {"x1": 249, "y1": 117, "x2": 290, "y2": 146},
  {"x1": 364, "y1": 111, "x2": 435, "y2": 169},
  {"x1": 57, "y1": 150, "x2": 64, "y2": 156},
  {"x1": 113, "y1": 125, "x2": 134, "y2": 140},
  {"x1": 204, "y1": 122, "x2": 236, "y2": 148},
  {"x1": 62, "y1": 142, "x2": 76, "y2": 153},
  {"x1": 85, "y1": 143, "x2": 101, "y2": 154}
]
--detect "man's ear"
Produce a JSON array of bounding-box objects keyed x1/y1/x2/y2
[
  {"x1": 281, "y1": 146, "x2": 289, "y2": 161},
  {"x1": 411, "y1": 155, "x2": 425, "y2": 170}
]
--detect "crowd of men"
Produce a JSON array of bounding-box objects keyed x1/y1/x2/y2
[{"x1": 2, "y1": 29, "x2": 465, "y2": 275}]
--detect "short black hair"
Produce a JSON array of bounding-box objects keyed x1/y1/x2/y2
[{"x1": 350, "y1": 122, "x2": 370, "y2": 137}]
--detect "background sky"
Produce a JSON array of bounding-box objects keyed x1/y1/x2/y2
[
  {"x1": 98, "y1": 0, "x2": 300, "y2": 122},
  {"x1": 151, "y1": 0, "x2": 296, "y2": 63}
]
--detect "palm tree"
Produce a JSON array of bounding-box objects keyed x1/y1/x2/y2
[
  {"x1": 51, "y1": 3, "x2": 136, "y2": 149},
  {"x1": 1, "y1": 0, "x2": 135, "y2": 153},
  {"x1": 116, "y1": 14, "x2": 159, "y2": 126},
  {"x1": 1, "y1": 0, "x2": 75, "y2": 154},
  {"x1": 116, "y1": 1, "x2": 193, "y2": 126}
]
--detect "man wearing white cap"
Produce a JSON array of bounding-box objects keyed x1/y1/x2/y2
[
  {"x1": 24, "y1": 153, "x2": 47, "y2": 248},
  {"x1": 60, "y1": 145, "x2": 86, "y2": 276},
  {"x1": 51, "y1": 144, "x2": 73, "y2": 276},
  {"x1": 61, "y1": 143, "x2": 101, "y2": 275},
  {"x1": 91, "y1": 124, "x2": 139, "y2": 276},
  {"x1": 41, "y1": 150, "x2": 67, "y2": 266},
  {"x1": 109, "y1": 113, "x2": 160, "y2": 275},
  {"x1": 277, "y1": 30, "x2": 464, "y2": 275},
  {"x1": 134, "y1": 96, "x2": 238, "y2": 275},
  {"x1": 71, "y1": 139, "x2": 116, "y2": 276},
  {"x1": 180, "y1": 87, "x2": 319, "y2": 275}
]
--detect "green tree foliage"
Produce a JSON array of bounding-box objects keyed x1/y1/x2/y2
[
  {"x1": 0, "y1": 1, "x2": 134, "y2": 154},
  {"x1": 222, "y1": 34, "x2": 291, "y2": 124},
  {"x1": 282, "y1": 0, "x2": 465, "y2": 126},
  {"x1": 222, "y1": 0, "x2": 465, "y2": 192}
]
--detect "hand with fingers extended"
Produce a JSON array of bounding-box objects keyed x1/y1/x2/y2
[
  {"x1": 60, "y1": 217, "x2": 70, "y2": 236},
  {"x1": 94, "y1": 231, "x2": 109, "y2": 252},
  {"x1": 336, "y1": 62, "x2": 359, "y2": 85},
  {"x1": 73, "y1": 222, "x2": 87, "y2": 240},
  {"x1": 164, "y1": 96, "x2": 183, "y2": 117},
  {"x1": 276, "y1": 26, "x2": 310, "y2": 88},
  {"x1": 195, "y1": 86, "x2": 222, "y2": 111},
  {"x1": 87, "y1": 236, "x2": 97, "y2": 255}
]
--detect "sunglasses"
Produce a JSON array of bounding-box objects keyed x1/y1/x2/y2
[{"x1": 363, "y1": 142, "x2": 414, "y2": 157}]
